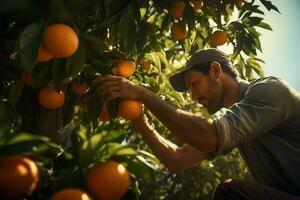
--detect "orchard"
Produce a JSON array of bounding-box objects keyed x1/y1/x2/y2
[{"x1": 0, "y1": 0, "x2": 278, "y2": 199}]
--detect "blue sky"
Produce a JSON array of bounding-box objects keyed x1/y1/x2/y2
[{"x1": 258, "y1": 0, "x2": 300, "y2": 90}]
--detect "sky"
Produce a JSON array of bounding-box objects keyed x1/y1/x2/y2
[
  {"x1": 220, "y1": 0, "x2": 300, "y2": 90},
  {"x1": 259, "y1": 0, "x2": 300, "y2": 91}
]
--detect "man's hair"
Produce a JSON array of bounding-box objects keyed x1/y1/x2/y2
[{"x1": 191, "y1": 61, "x2": 240, "y2": 80}]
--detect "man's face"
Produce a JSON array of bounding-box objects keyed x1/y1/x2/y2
[{"x1": 184, "y1": 69, "x2": 224, "y2": 114}]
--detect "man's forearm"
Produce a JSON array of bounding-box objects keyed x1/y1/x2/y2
[
  {"x1": 132, "y1": 115, "x2": 182, "y2": 171},
  {"x1": 138, "y1": 87, "x2": 216, "y2": 152}
]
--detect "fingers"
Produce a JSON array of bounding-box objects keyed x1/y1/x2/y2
[
  {"x1": 97, "y1": 85, "x2": 120, "y2": 95},
  {"x1": 107, "y1": 91, "x2": 121, "y2": 102},
  {"x1": 94, "y1": 75, "x2": 122, "y2": 84},
  {"x1": 97, "y1": 80, "x2": 120, "y2": 91}
]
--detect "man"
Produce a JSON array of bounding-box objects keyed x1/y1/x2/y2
[{"x1": 96, "y1": 48, "x2": 300, "y2": 199}]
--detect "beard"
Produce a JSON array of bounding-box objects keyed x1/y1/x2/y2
[{"x1": 206, "y1": 79, "x2": 224, "y2": 114}]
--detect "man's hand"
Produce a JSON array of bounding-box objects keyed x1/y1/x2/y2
[{"x1": 94, "y1": 75, "x2": 144, "y2": 101}]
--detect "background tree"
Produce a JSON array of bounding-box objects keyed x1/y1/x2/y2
[{"x1": 0, "y1": 0, "x2": 279, "y2": 199}]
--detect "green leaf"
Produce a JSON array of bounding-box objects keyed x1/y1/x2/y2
[
  {"x1": 247, "y1": 58, "x2": 265, "y2": 77},
  {"x1": 260, "y1": 0, "x2": 280, "y2": 13},
  {"x1": 87, "y1": 93, "x2": 104, "y2": 123},
  {"x1": 121, "y1": 155, "x2": 156, "y2": 181},
  {"x1": 100, "y1": 130, "x2": 126, "y2": 144},
  {"x1": 51, "y1": 59, "x2": 67, "y2": 82},
  {"x1": 18, "y1": 20, "x2": 45, "y2": 71},
  {"x1": 0, "y1": 133, "x2": 68, "y2": 157},
  {"x1": 65, "y1": 40, "x2": 86, "y2": 78},
  {"x1": 118, "y1": 3, "x2": 137, "y2": 54},
  {"x1": 79, "y1": 133, "x2": 103, "y2": 165},
  {"x1": 257, "y1": 22, "x2": 272, "y2": 30},
  {"x1": 242, "y1": 17, "x2": 263, "y2": 27},
  {"x1": 245, "y1": 64, "x2": 254, "y2": 80},
  {"x1": 83, "y1": 34, "x2": 108, "y2": 52},
  {"x1": 32, "y1": 62, "x2": 52, "y2": 89},
  {"x1": 144, "y1": 53, "x2": 161, "y2": 72},
  {"x1": 8, "y1": 78, "x2": 24, "y2": 109},
  {"x1": 107, "y1": 97, "x2": 119, "y2": 120}
]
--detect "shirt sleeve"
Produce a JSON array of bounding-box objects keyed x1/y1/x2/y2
[{"x1": 212, "y1": 77, "x2": 292, "y2": 154}]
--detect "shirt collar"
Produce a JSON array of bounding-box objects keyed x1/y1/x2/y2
[{"x1": 238, "y1": 80, "x2": 249, "y2": 101}]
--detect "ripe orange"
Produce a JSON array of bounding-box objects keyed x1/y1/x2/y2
[
  {"x1": 0, "y1": 155, "x2": 39, "y2": 199},
  {"x1": 118, "y1": 100, "x2": 142, "y2": 120},
  {"x1": 37, "y1": 47, "x2": 53, "y2": 62},
  {"x1": 99, "y1": 104, "x2": 110, "y2": 122},
  {"x1": 38, "y1": 86, "x2": 65, "y2": 109},
  {"x1": 170, "y1": 1, "x2": 186, "y2": 19},
  {"x1": 210, "y1": 30, "x2": 228, "y2": 46},
  {"x1": 22, "y1": 72, "x2": 33, "y2": 86},
  {"x1": 114, "y1": 60, "x2": 136, "y2": 78},
  {"x1": 190, "y1": 0, "x2": 203, "y2": 12},
  {"x1": 235, "y1": 0, "x2": 243, "y2": 9},
  {"x1": 42, "y1": 24, "x2": 79, "y2": 58},
  {"x1": 50, "y1": 188, "x2": 93, "y2": 200},
  {"x1": 171, "y1": 22, "x2": 187, "y2": 40},
  {"x1": 140, "y1": 59, "x2": 153, "y2": 72},
  {"x1": 71, "y1": 81, "x2": 89, "y2": 95},
  {"x1": 87, "y1": 161, "x2": 130, "y2": 200}
]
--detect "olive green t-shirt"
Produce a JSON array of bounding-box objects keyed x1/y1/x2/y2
[{"x1": 213, "y1": 76, "x2": 300, "y2": 195}]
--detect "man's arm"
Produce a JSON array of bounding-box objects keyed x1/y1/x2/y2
[
  {"x1": 133, "y1": 115, "x2": 206, "y2": 173},
  {"x1": 138, "y1": 88, "x2": 217, "y2": 153},
  {"x1": 95, "y1": 75, "x2": 217, "y2": 153}
]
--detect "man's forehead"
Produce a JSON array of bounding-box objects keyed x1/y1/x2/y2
[{"x1": 184, "y1": 69, "x2": 205, "y2": 86}]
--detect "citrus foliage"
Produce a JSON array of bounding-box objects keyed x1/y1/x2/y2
[{"x1": 0, "y1": 0, "x2": 279, "y2": 199}]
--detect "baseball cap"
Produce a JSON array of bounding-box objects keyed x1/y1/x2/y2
[{"x1": 169, "y1": 48, "x2": 230, "y2": 92}]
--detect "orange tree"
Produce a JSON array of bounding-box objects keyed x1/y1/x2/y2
[{"x1": 0, "y1": 0, "x2": 279, "y2": 199}]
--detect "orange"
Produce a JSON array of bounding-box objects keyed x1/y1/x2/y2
[
  {"x1": 140, "y1": 59, "x2": 153, "y2": 72},
  {"x1": 235, "y1": 0, "x2": 243, "y2": 10},
  {"x1": 99, "y1": 104, "x2": 110, "y2": 122},
  {"x1": 50, "y1": 188, "x2": 93, "y2": 200},
  {"x1": 171, "y1": 22, "x2": 187, "y2": 40},
  {"x1": 22, "y1": 72, "x2": 33, "y2": 86},
  {"x1": 38, "y1": 86, "x2": 65, "y2": 109},
  {"x1": 87, "y1": 161, "x2": 130, "y2": 200},
  {"x1": 190, "y1": 0, "x2": 203, "y2": 12},
  {"x1": 118, "y1": 100, "x2": 142, "y2": 120},
  {"x1": 42, "y1": 24, "x2": 79, "y2": 58},
  {"x1": 37, "y1": 47, "x2": 53, "y2": 62},
  {"x1": 114, "y1": 60, "x2": 136, "y2": 78},
  {"x1": 71, "y1": 81, "x2": 89, "y2": 95},
  {"x1": 0, "y1": 155, "x2": 39, "y2": 199},
  {"x1": 170, "y1": 1, "x2": 186, "y2": 19},
  {"x1": 210, "y1": 30, "x2": 228, "y2": 46}
]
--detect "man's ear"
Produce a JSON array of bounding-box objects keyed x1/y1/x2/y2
[{"x1": 209, "y1": 61, "x2": 222, "y2": 79}]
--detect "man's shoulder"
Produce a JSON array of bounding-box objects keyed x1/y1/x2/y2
[
  {"x1": 249, "y1": 76, "x2": 285, "y2": 86},
  {"x1": 247, "y1": 76, "x2": 289, "y2": 94},
  {"x1": 239, "y1": 76, "x2": 296, "y2": 103}
]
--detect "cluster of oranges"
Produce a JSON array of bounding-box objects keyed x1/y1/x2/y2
[
  {"x1": 37, "y1": 24, "x2": 79, "y2": 62},
  {"x1": 169, "y1": 0, "x2": 203, "y2": 41},
  {"x1": 21, "y1": 23, "x2": 82, "y2": 110},
  {"x1": 0, "y1": 156, "x2": 130, "y2": 200},
  {"x1": 99, "y1": 59, "x2": 142, "y2": 121},
  {"x1": 22, "y1": 22, "x2": 143, "y2": 122},
  {"x1": 168, "y1": 0, "x2": 245, "y2": 47}
]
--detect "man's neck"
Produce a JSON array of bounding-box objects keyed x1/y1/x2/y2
[{"x1": 222, "y1": 77, "x2": 240, "y2": 109}]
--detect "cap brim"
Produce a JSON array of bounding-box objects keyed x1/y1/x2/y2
[{"x1": 169, "y1": 70, "x2": 188, "y2": 92}]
